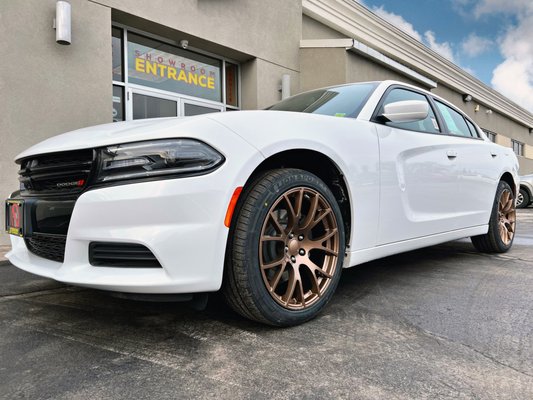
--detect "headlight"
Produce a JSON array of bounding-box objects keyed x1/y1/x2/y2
[{"x1": 96, "y1": 139, "x2": 224, "y2": 183}]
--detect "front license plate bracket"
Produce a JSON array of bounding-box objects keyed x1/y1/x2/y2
[{"x1": 5, "y1": 199, "x2": 24, "y2": 237}]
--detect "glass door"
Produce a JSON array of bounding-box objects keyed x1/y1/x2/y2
[
  {"x1": 181, "y1": 98, "x2": 223, "y2": 116},
  {"x1": 128, "y1": 88, "x2": 178, "y2": 120},
  {"x1": 127, "y1": 88, "x2": 224, "y2": 120}
]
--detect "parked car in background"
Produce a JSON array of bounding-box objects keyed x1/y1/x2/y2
[
  {"x1": 5, "y1": 81, "x2": 519, "y2": 326},
  {"x1": 517, "y1": 174, "x2": 533, "y2": 208}
]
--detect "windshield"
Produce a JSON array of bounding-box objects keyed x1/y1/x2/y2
[{"x1": 267, "y1": 82, "x2": 378, "y2": 118}]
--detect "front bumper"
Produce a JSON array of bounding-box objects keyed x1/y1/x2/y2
[{"x1": 7, "y1": 168, "x2": 247, "y2": 294}]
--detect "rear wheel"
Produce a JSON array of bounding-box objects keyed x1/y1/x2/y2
[
  {"x1": 516, "y1": 188, "x2": 530, "y2": 209},
  {"x1": 471, "y1": 181, "x2": 516, "y2": 253},
  {"x1": 223, "y1": 169, "x2": 345, "y2": 326}
]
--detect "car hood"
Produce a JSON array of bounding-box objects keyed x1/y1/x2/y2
[{"x1": 15, "y1": 116, "x2": 228, "y2": 161}]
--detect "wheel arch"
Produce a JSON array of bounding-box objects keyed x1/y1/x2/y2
[
  {"x1": 500, "y1": 172, "x2": 517, "y2": 196},
  {"x1": 231, "y1": 149, "x2": 352, "y2": 245}
]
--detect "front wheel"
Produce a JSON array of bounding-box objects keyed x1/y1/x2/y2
[
  {"x1": 471, "y1": 180, "x2": 516, "y2": 253},
  {"x1": 223, "y1": 169, "x2": 345, "y2": 326}
]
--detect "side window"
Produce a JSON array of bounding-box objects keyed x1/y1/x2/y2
[
  {"x1": 378, "y1": 88, "x2": 440, "y2": 133},
  {"x1": 465, "y1": 119, "x2": 480, "y2": 138},
  {"x1": 435, "y1": 101, "x2": 473, "y2": 137}
]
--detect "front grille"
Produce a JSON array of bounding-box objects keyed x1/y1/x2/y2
[
  {"x1": 89, "y1": 242, "x2": 162, "y2": 268},
  {"x1": 25, "y1": 233, "x2": 67, "y2": 262},
  {"x1": 19, "y1": 149, "x2": 95, "y2": 195}
]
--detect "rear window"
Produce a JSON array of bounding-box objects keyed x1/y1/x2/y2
[{"x1": 268, "y1": 83, "x2": 378, "y2": 118}]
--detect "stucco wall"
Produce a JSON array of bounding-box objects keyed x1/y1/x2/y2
[
  {"x1": 302, "y1": 14, "x2": 346, "y2": 40},
  {"x1": 0, "y1": 0, "x2": 112, "y2": 245},
  {"x1": 100, "y1": 0, "x2": 302, "y2": 72}
]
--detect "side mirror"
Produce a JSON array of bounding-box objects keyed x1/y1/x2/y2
[{"x1": 381, "y1": 100, "x2": 429, "y2": 123}]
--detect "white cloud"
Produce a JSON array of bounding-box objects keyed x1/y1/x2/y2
[
  {"x1": 372, "y1": 6, "x2": 456, "y2": 62},
  {"x1": 465, "y1": 1, "x2": 533, "y2": 111},
  {"x1": 461, "y1": 33, "x2": 493, "y2": 57},
  {"x1": 372, "y1": 6, "x2": 422, "y2": 41},
  {"x1": 491, "y1": 16, "x2": 533, "y2": 110},
  {"x1": 424, "y1": 31, "x2": 456, "y2": 62},
  {"x1": 473, "y1": 0, "x2": 532, "y2": 17}
]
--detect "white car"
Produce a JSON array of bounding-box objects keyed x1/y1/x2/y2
[
  {"x1": 517, "y1": 174, "x2": 533, "y2": 208},
  {"x1": 5, "y1": 81, "x2": 519, "y2": 326}
]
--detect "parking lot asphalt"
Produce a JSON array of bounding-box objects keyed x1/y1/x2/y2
[{"x1": 1, "y1": 210, "x2": 532, "y2": 399}]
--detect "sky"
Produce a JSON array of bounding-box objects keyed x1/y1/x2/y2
[{"x1": 357, "y1": 0, "x2": 533, "y2": 113}]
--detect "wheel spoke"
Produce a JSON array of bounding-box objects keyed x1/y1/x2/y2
[
  {"x1": 311, "y1": 228, "x2": 338, "y2": 244},
  {"x1": 269, "y1": 262, "x2": 287, "y2": 292},
  {"x1": 304, "y1": 259, "x2": 333, "y2": 279},
  {"x1": 269, "y1": 211, "x2": 285, "y2": 235},
  {"x1": 261, "y1": 235, "x2": 284, "y2": 242},
  {"x1": 261, "y1": 258, "x2": 285, "y2": 270},
  {"x1": 284, "y1": 194, "x2": 297, "y2": 229},
  {"x1": 297, "y1": 280, "x2": 306, "y2": 307},
  {"x1": 308, "y1": 208, "x2": 332, "y2": 230},
  {"x1": 300, "y1": 193, "x2": 320, "y2": 230},
  {"x1": 293, "y1": 189, "x2": 304, "y2": 220},
  {"x1": 283, "y1": 271, "x2": 298, "y2": 306}
]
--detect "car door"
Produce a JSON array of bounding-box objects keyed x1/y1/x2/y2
[
  {"x1": 432, "y1": 100, "x2": 498, "y2": 226},
  {"x1": 374, "y1": 87, "x2": 466, "y2": 245}
]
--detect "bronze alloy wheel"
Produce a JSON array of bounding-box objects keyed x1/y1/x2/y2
[
  {"x1": 498, "y1": 188, "x2": 516, "y2": 245},
  {"x1": 471, "y1": 180, "x2": 516, "y2": 253},
  {"x1": 259, "y1": 187, "x2": 340, "y2": 310}
]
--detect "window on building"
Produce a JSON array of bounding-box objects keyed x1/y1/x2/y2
[
  {"x1": 112, "y1": 85, "x2": 124, "y2": 122},
  {"x1": 483, "y1": 129, "x2": 497, "y2": 143},
  {"x1": 512, "y1": 140, "x2": 524, "y2": 156},
  {"x1": 112, "y1": 27, "x2": 123, "y2": 82},
  {"x1": 111, "y1": 26, "x2": 240, "y2": 121}
]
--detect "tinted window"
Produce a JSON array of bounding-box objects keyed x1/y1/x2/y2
[
  {"x1": 435, "y1": 101, "x2": 472, "y2": 137},
  {"x1": 112, "y1": 27, "x2": 123, "y2": 82},
  {"x1": 465, "y1": 119, "x2": 479, "y2": 138},
  {"x1": 379, "y1": 88, "x2": 440, "y2": 133},
  {"x1": 268, "y1": 83, "x2": 378, "y2": 118}
]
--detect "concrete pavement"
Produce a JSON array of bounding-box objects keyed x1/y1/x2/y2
[{"x1": 1, "y1": 210, "x2": 532, "y2": 399}]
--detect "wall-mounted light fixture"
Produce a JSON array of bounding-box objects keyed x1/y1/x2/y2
[
  {"x1": 529, "y1": 128, "x2": 533, "y2": 134},
  {"x1": 462, "y1": 94, "x2": 473, "y2": 102},
  {"x1": 179, "y1": 40, "x2": 189, "y2": 49},
  {"x1": 474, "y1": 105, "x2": 480, "y2": 112},
  {"x1": 280, "y1": 74, "x2": 291, "y2": 100},
  {"x1": 486, "y1": 109, "x2": 493, "y2": 115},
  {"x1": 54, "y1": 1, "x2": 71, "y2": 45}
]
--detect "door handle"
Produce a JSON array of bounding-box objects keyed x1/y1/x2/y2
[
  {"x1": 446, "y1": 150, "x2": 457, "y2": 159},
  {"x1": 491, "y1": 152, "x2": 498, "y2": 158}
]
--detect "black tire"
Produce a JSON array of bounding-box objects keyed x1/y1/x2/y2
[
  {"x1": 223, "y1": 168, "x2": 345, "y2": 326},
  {"x1": 516, "y1": 188, "x2": 530, "y2": 209},
  {"x1": 471, "y1": 180, "x2": 516, "y2": 253}
]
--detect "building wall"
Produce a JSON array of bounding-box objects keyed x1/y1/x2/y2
[
  {"x1": 0, "y1": 0, "x2": 303, "y2": 245},
  {"x1": 103, "y1": 0, "x2": 302, "y2": 72},
  {"x1": 0, "y1": 0, "x2": 112, "y2": 245},
  {"x1": 302, "y1": 14, "x2": 346, "y2": 40},
  {"x1": 345, "y1": 52, "x2": 424, "y2": 89}
]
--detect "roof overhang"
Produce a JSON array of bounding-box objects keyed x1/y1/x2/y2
[{"x1": 302, "y1": 0, "x2": 533, "y2": 128}]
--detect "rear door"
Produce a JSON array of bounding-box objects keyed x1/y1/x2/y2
[{"x1": 432, "y1": 100, "x2": 497, "y2": 226}]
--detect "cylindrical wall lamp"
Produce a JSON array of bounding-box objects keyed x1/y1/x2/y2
[
  {"x1": 55, "y1": 1, "x2": 71, "y2": 45},
  {"x1": 281, "y1": 74, "x2": 291, "y2": 100}
]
